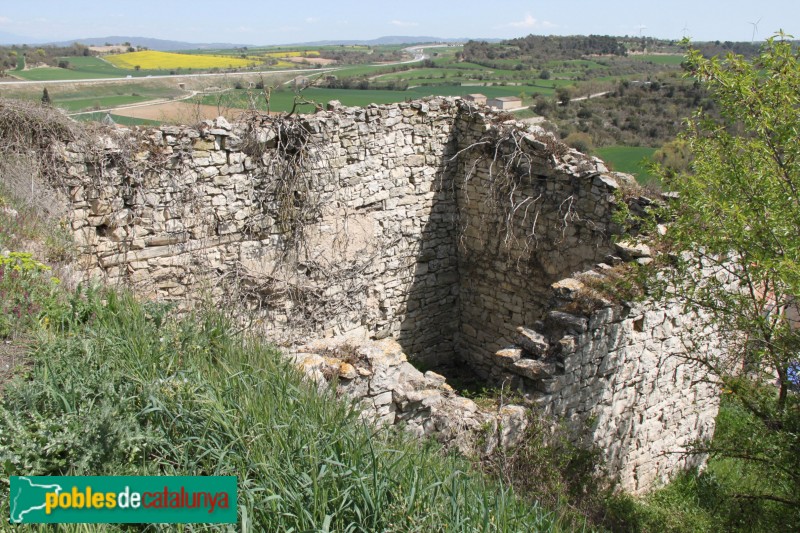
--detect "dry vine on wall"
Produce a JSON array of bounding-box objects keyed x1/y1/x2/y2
[
  {"x1": 214, "y1": 109, "x2": 381, "y2": 339},
  {"x1": 449, "y1": 114, "x2": 571, "y2": 261}
]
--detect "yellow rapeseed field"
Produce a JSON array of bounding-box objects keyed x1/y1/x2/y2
[{"x1": 106, "y1": 51, "x2": 256, "y2": 70}]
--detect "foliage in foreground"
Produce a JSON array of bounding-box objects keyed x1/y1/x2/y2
[
  {"x1": 560, "y1": 33, "x2": 800, "y2": 533},
  {"x1": 657, "y1": 33, "x2": 800, "y2": 513},
  {"x1": 0, "y1": 252, "x2": 62, "y2": 338},
  {"x1": 0, "y1": 285, "x2": 553, "y2": 532},
  {"x1": 600, "y1": 396, "x2": 800, "y2": 533}
]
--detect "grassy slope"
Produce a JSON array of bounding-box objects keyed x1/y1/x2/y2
[
  {"x1": 0, "y1": 287, "x2": 554, "y2": 531},
  {"x1": 0, "y1": 172, "x2": 554, "y2": 531}
]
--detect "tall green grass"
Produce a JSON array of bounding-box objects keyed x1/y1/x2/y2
[{"x1": 0, "y1": 287, "x2": 554, "y2": 531}]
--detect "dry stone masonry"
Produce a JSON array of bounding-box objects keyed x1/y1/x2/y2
[
  {"x1": 486, "y1": 264, "x2": 721, "y2": 493},
  {"x1": 50, "y1": 97, "x2": 722, "y2": 493}
]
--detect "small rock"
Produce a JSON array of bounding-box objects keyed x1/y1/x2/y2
[
  {"x1": 516, "y1": 327, "x2": 549, "y2": 355},
  {"x1": 523, "y1": 134, "x2": 548, "y2": 151},
  {"x1": 338, "y1": 363, "x2": 357, "y2": 380},
  {"x1": 595, "y1": 174, "x2": 620, "y2": 190},
  {"x1": 614, "y1": 240, "x2": 652, "y2": 261},
  {"x1": 512, "y1": 359, "x2": 556, "y2": 379},
  {"x1": 551, "y1": 277, "x2": 585, "y2": 298},
  {"x1": 546, "y1": 311, "x2": 589, "y2": 334},
  {"x1": 558, "y1": 336, "x2": 577, "y2": 354},
  {"x1": 424, "y1": 370, "x2": 447, "y2": 386},
  {"x1": 495, "y1": 347, "x2": 523, "y2": 366},
  {"x1": 611, "y1": 172, "x2": 638, "y2": 188},
  {"x1": 498, "y1": 405, "x2": 529, "y2": 448}
]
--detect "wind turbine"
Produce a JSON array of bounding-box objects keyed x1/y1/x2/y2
[
  {"x1": 637, "y1": 25, "x2": 647, "y2": 37},
  {"x1": 682, "y1": 22, "x2": 690, "y2": 39},
  {"x1": 749, "y1": 17, "x2": 762, "y2": 42}
]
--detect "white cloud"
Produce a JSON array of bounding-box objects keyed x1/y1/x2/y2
[
  {"x1": 0, "y1": 17, "x2": 11, "y2": 25},
  {"x1": 390, "y1": 20, "x2": 419, "y2": 28},
  {"x1": 502, "y1": 13, "x2": 555, "y2": 30},
  {"x1": 305, "y1": 17, "x2": 319, "y2": 24},
  {"x1": 510, "y1": 14, "x2": 537, "y2": 28}
]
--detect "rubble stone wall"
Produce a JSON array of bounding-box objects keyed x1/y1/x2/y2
[
  {"x1": 64, "y1": 100, "x2": 462, "y2": 364},
  {"x1": 52, "y1": 97, "x2": 721, "y2": 493},
  {"x1": 451, "y1": 112, "x2": 621, "y2": 377},
  {"x1": 485, "y1": 269, "x2": 722, "y2": 493}
]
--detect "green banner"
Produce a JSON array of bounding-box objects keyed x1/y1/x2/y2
[{"x1": 9, "y1": 476, "x2": 237, "y2": 524}]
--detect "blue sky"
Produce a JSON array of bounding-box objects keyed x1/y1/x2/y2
[{"x1": 0, "y1": 1, "x2": 797, "y2": 44}]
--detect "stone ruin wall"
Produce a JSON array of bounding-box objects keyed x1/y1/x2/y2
[
  {"x1": 66, "y1": 99, "x2": 461, "y2": 363},
  {"x1": 54, "y1": 97, "x2": 721, "y2": 493}
]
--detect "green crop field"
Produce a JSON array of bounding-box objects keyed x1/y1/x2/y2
[
  {"x1": 12, "y1": 67, "x2": 110, "y2": 81},
  {"x1": 631, "y1": 54, "x2": 685, "y2": 65},
  {"x1": 55, "y1": 94, "x2": 155, "y2": 112},
  {"x1": 53, "y1": 56, "x2": 130, "y2": 76},
  {"x1": 12, "y1": 56, "x2": 173, "y2": 80},
  {"x1": 594, "y1": 145, "x2": 658, "y2": 184},
  {"x1": 199, "y1": 84, "x2": 558, "y2": 114},
  {"x1": 405, "y1": 84, "x2": 555, "y2": 99},
  {"x1": 4, "y1": 83, "x2": 185, "y2": 114}
]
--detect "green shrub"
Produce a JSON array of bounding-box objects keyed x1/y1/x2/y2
[
  {"x1": 0, "y1": 252, "x2": 62, "y2": 338},
  {"x1": 563, "y1": 131, "x2": 594, "y2": 153}
]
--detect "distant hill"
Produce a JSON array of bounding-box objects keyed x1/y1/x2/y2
[
  {"x1": 45, "y1": 36, "x2": 252, "y2": 51},
  {"x1": 4, "y1": 34, "x2": 502, "y2": 50},
  {"x1": 294, "y1": 36, "x2": 501, "y2": 46},
  {"x1": 0, "y1": 30, "x2": 37, "y2": 45}
]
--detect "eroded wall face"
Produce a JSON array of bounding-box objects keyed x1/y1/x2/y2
[
  {"x1": 64, "y1": 100, "x2": 461, "y2": 364},
  {"x1": 566, "y1": 303, "x2": 720, "y2": 493},
  {"x1": 451, "y1": 113, "x2": 620, "y2": 377},
  {"x1": 491, "y1": 299, "x2": 722, "y2": 494}
]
